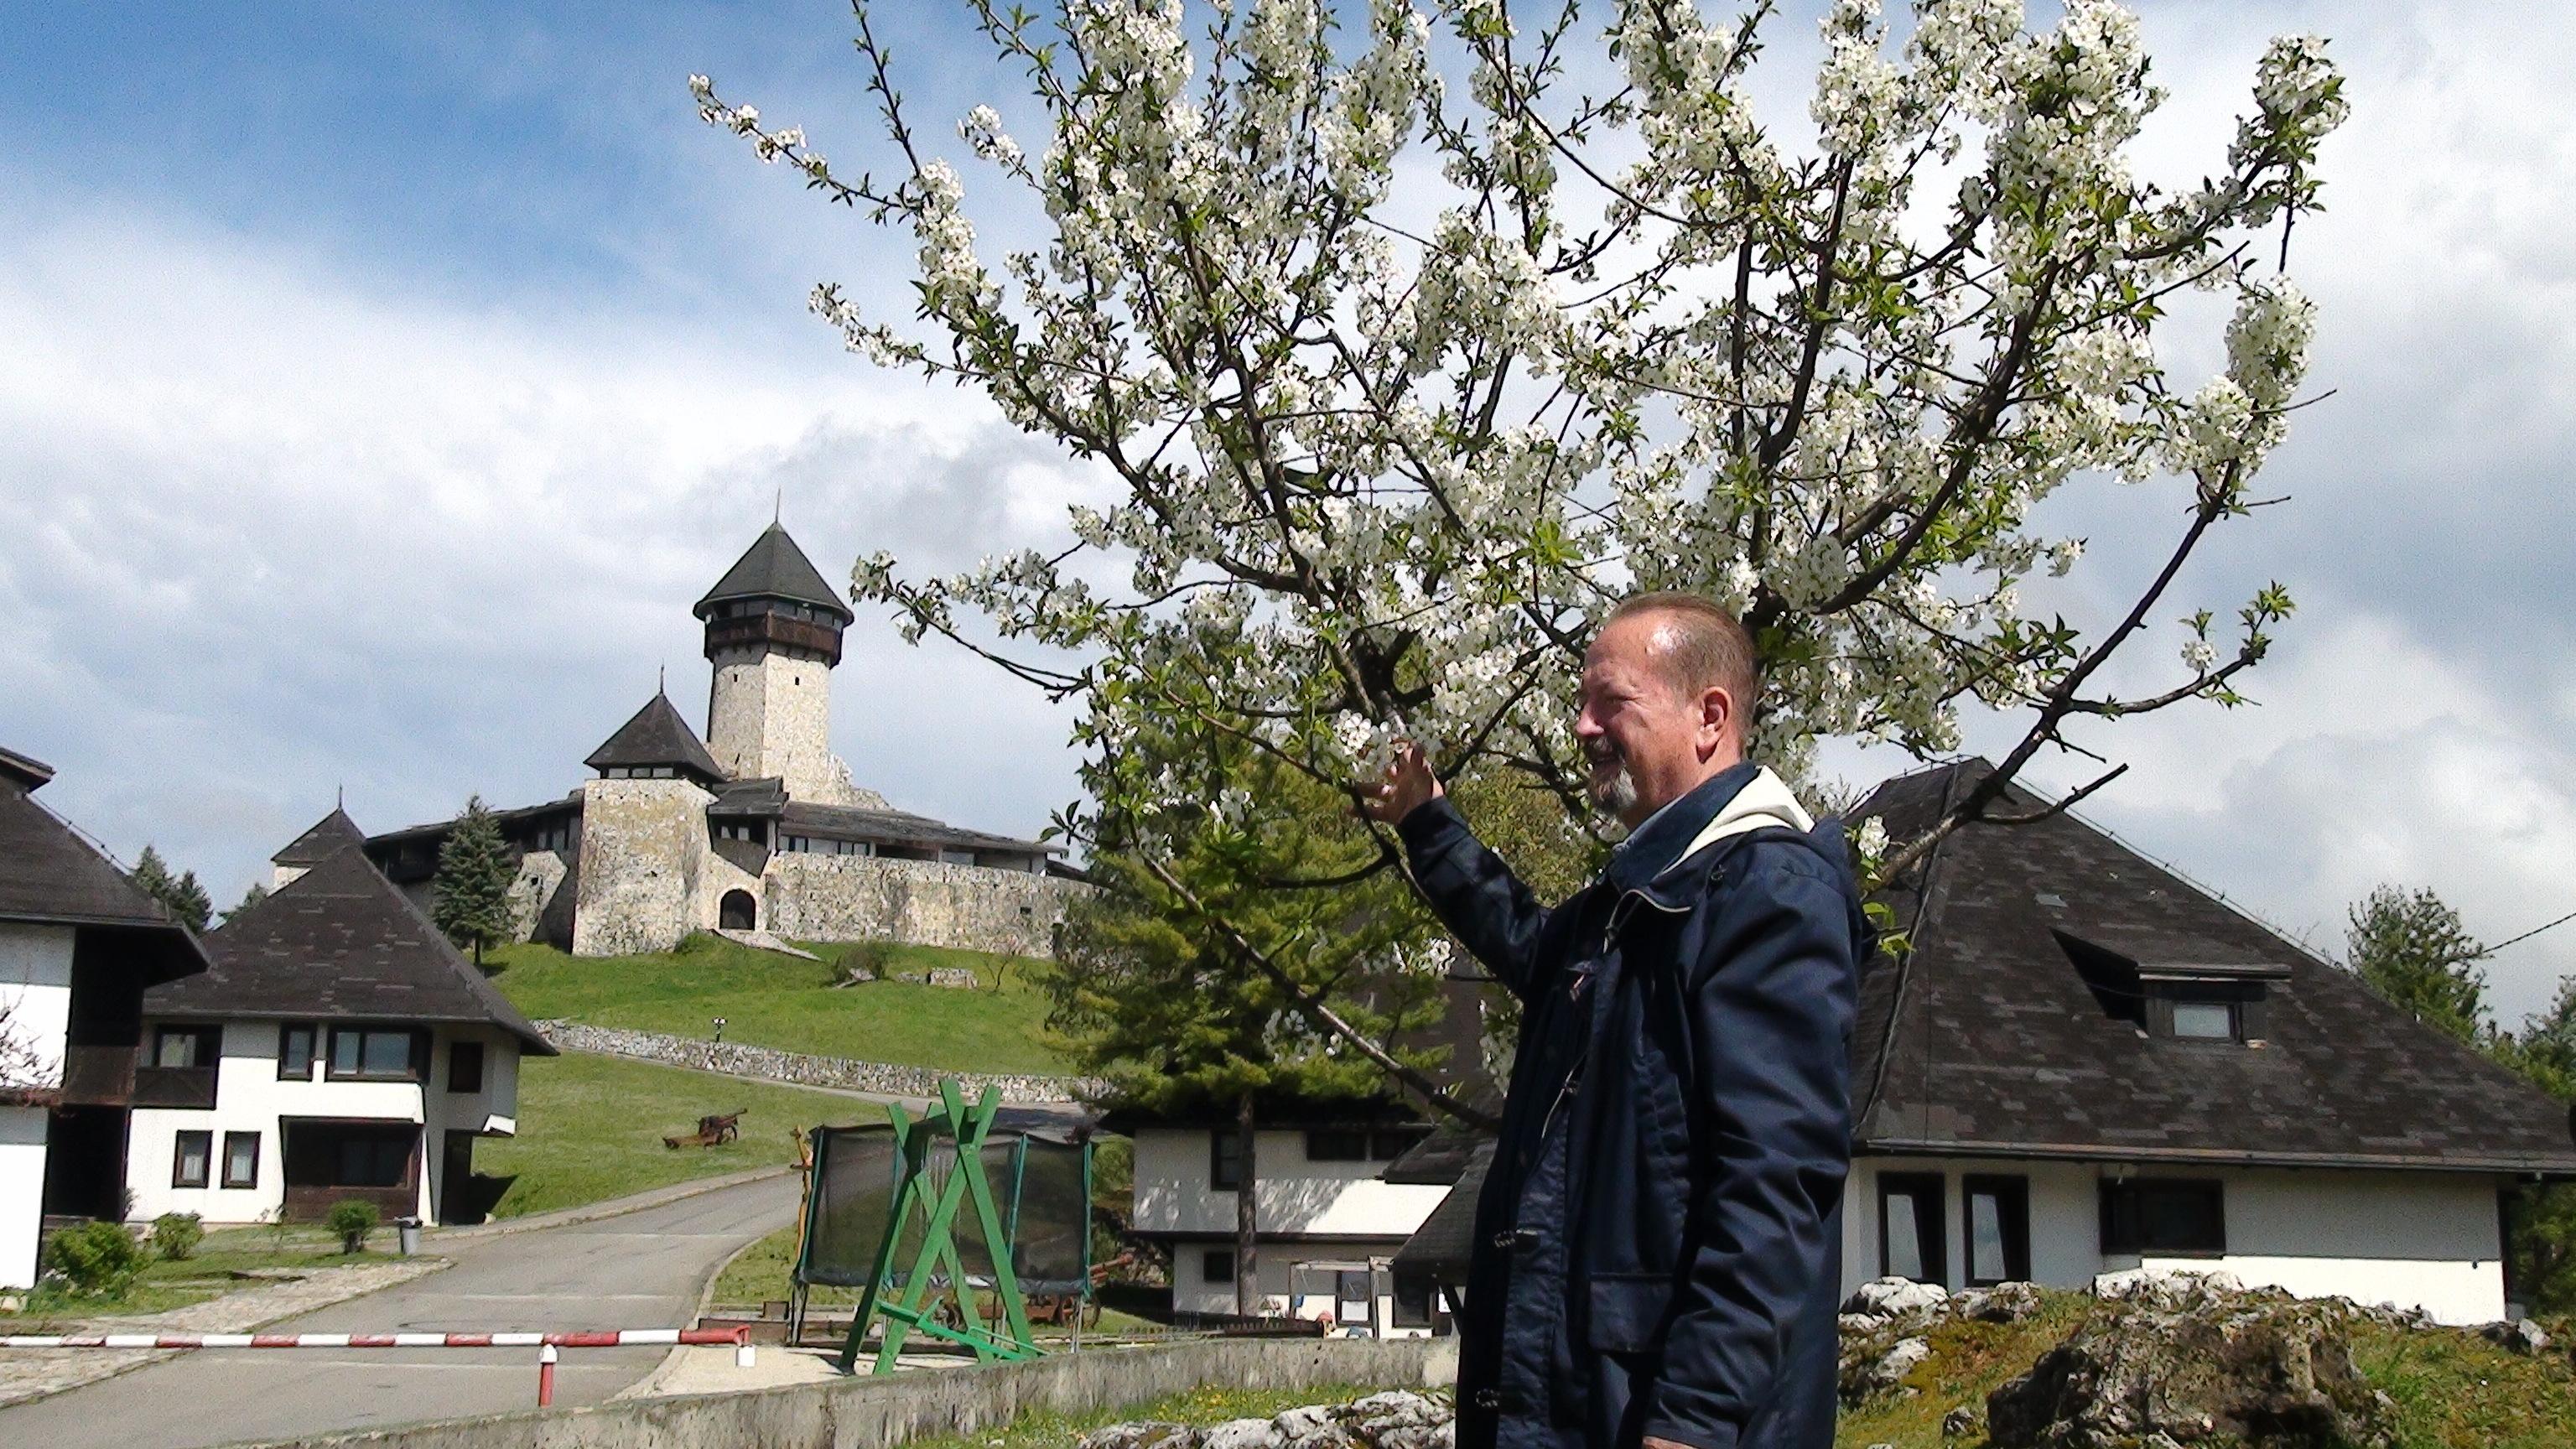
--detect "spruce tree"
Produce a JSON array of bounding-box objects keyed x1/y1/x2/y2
[
  {"x1": 1048, "y1": 750, "x2": 1455, "y2": 1317},
  {"x1": 431, "y1": 796, "x2": 516, "y2": 969},
  {"x1": 129, "y1": 845, "x2": 211, "y2": 932},
  {"x1": 221, "y1": 882, "x2": 269, "y2": 927},
  {"x1": 2345, "y1": 885, "x2": 2489, "y2": 1042}
]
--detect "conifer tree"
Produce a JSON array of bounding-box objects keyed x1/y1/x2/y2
[
  {"x1": 129, "y1": 845, "x2": 211, "y2": 933},
  {"x1": 2345, "y1": 885, "x2": 2488, "y2": 1042},
  {"x1": 431, "y1": 797, "x2": 516, "y2": 969},
  {"x1": 1048, "y1": 753, "x2": 1452, "y2": 1317},
  {"x1": 221, "y1": 882, "x2": 269, "y2": 927}
]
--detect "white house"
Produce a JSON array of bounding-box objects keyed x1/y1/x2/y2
[
  {"x1": 1114, "y1": 1096, "x2": 1454, "y2": 1336},
  {"x1": 1388, "y1": 759, "x2": 2576, "y2": 1328},
  {"x1": 123, "y1": 830, "x2": 556, "y2": 1228},
  {"x1": 0, "y1": 745, "x2": 210, "y2": 1290}
]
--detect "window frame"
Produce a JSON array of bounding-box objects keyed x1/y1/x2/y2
[
  {"x1": 326, "y1": 1026, "x2": 427, "y2": 1083},
  {"x1": 173, "y1": 1129, "x2": 213, "y2": 1189},
  {"x1": 221, "y1": 1130, "x2": 261, "y2": 1190},
  {"x1": 1202, "y1": 1248, "x2": 1236, "y2": 1285},
  {"x1": 448, "y1": 1039, "x2": 486, "y2": 1094},
  {"x1": 1209, "y1": 1128, "x2": 1246, "y2": 1192},
  {"x1": 2100, "y1": 1176, "x2": 2227, "y2": 1256},
  {"x1": 1877, "y1": 1171, "x2": 1949, "y2": 1285},
  {"x1": 278, "y1": 1022, "x2": 318, "y2": 1080},
  {"x1": 153, "y1": 1025, "x2": 220, "y2": 1069},
  {"x1": 1962, "y1": 1174, "x2": 2032, "y2": 1285}
]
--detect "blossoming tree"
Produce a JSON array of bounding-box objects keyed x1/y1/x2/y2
[{"x1": 695, "y1": 0, "x2": 2345, "y2": 1118}]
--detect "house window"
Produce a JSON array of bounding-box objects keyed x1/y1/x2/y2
[
  {"x1": 1878, "y1": 1173, "x2": 1947, "y2": 1285},
  {"x1": 2101, "y1": 1178, "x2": 2225, "y2": 1255},
  {"x1": 1370, "y1": 1128, "x2": 1429, "y2": 1161},
  {"x1": 1211, "y1": 1129, "x2": 1247, "y2": 1192},
  {"x1": 1202, "y1": 1248, "x2": 1235, "y2": 1285},
  {"x1": 153, "y1": 1026, "x2": 219, "y2": 1068},
  {"x1": 222, "y1": 1131, "x2": 261, "y2": 1189},
  {"x1": 174, "y1": 1130, "x2": 212, "y2": 1188},
  {"x1": 1305, "y1": 1129, "x2": 1369, "y2": 1162},
  {"x1": 2169, "y1": 1000, "x2": 2237, "y2": 1040},
  {"x1": 336, "y1": 1131, "x2": 415, "y2": 1187},
  {"x1": 1963, "y1": 1175, "x2": 2031, "y2": 1285},
  {"x1": 278, "y1": 1023, "x2": 318, "y2": 1079},
  {"x1": 449, "y1": 1041, "x2": 486, "y2": 1093},
  {"x1": 1389, "y1": 1273, "x2": 1434, "y2": 1327},
  {"x1": 329, "y1": 1027, "x2": 421, "y2": 1081}
]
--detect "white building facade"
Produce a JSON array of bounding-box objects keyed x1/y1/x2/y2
[
  {"x1": 1127, "y1": 1119, "x2": 1451, "y2": 1336},
  {"x1": 1843, "y1": 1155, "x2": 2513, "y2": 1326},
  {"x1": 125, "y1": 1019, "x2": 524, "y2": 1227},
  {"x1": 0, "y1": 922, "x2": 75, "y2": 1290}
]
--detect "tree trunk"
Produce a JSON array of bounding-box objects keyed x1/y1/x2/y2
[{"x1": 1234, "y1": 1090, "x2": 1259, "y2": 1317}]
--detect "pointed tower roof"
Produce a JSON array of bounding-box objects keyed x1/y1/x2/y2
[
  {"x1": 272, "y1": 807, "x2": 367, "y2": 867},
  {"x1": 153, "y1": 848, "x2": 555, "y2": 1054},
  {"x1": 584, "y1": 690, "x2": 727, "y2": 783},
  {"x1": 693, "y1": 523, "x2": 852, "y2": 624}
]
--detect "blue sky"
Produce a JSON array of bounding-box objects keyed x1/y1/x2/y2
[{"x1": 8, "y1": 2, "x2": 2576, "y2": 1024}]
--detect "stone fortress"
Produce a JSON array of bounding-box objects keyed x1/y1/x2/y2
[{"x1": 330, "y1": 522, "x2": 1083, "y2": 959}]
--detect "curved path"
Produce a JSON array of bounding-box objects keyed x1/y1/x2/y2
[{"x1": 0, "y1": 1172, "x2": 800, "y2": 1448}]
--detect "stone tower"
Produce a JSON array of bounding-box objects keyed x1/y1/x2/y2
[{"x1": 694, "y1": 523, "x2": 865, "y2": 805}]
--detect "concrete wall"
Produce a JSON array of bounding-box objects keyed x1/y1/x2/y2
[
  {"x1": 0, "y1": 922, "x2": 75, "y2": 1290},
  {"x1": 766, "y1": 854, "x2": 1084, "y2": 958},
  {"x1": 571, "y1": 780, "x2": 716, "y2": 958},
  {"x1": 1844, "y1": 1155, "x2": 2510, "y2": 1325},
  {"x1": 1131, "y1": 1127, "x2": 1449, "y2": 1240},
  {"x1": 256, "y1": 1336, "x2": 1457, "y2": 1449},
  {"x1": 538, "y1": 1021, "x2": 1098, "y2": 1104},
  {"x1": 0, "y1": 1106, "x2": 43, "y2": 1290},
  {"x1": 127, "y1": 1020, "x2": 522, "y2": 1227}
]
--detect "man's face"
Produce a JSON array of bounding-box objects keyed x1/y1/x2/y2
[{"x1": 1574, "y1": 612, "x2": 1728, "y2": 828}]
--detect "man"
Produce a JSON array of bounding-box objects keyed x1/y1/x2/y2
[{"x1": 1365, "y1": 593, "x2": 1867, "y2": 1449}]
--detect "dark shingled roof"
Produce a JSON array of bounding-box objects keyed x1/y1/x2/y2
[
  {"x1": 0, "y1": 745, "x2": 55, "y2": 792},
  {"x1": 148, "y1": 848, "x2": 556, "y2": 1054},
  {"x1": 779, "y1": 801, "x2": 1057, "y2": 856},
  {"x1": 0, "y1": 771, "x2": 211, "y2": 989},
  {"x1": 709, "y1": 776, "x2": 788, "y2": 818},
  {"x1": 272, "y1": 807, "x2": 367, "y2": 866},
  {"x1": 1389, "y1": 1145, "x2": 1490, "y2": 1282},
  {"x1": 584, "y1": 692, "x2": 726, "y2": 782},
  {"x1": 1853, "y1": 759, "x2": 2576, "y2": 1175},
  {"x1": 693, "y1": 523, "x2": 853, "y2": 624}
]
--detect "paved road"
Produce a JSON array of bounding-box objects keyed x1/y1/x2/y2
[{"x1": 0, "y1": 1173, "x2": 801, "y2": 1448}]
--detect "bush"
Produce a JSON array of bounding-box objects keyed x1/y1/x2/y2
[
  {"x1": 325, "y1": 1200, "x2": 381, "y2": 1254},
  {"x1": 834, "y1": 939, "x2": 893, "y2": 984},
  {"x1": 42, "y1": 1220, "x2": 148, "y2": 1296},
  {"x1": 150, "y1": 1212, "x2": 205, "y2": 1262}
]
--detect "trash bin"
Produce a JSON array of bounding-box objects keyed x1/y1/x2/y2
[{"x1": 396, "y1": 1217, "x2": 423, "y2": 1256}]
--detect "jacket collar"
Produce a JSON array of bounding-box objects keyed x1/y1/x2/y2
[{"x1": 1604, "y1": 761, "x2": 1816, "y2": 906}]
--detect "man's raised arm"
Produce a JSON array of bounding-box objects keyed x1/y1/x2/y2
[{"x1": 1363, "y1": 745, "x2": 1559, "y2": 1001}]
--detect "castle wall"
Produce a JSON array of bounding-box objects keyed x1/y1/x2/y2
[
  {"x1": 570, "y1": 778, "x2": 716, "y2": 957},
  {"x1": 708, "y1": 650, "x2": 859, "y2": 804},
  {"x1": 765, "y1": 854, "x2": 1086, "y2": 958}
]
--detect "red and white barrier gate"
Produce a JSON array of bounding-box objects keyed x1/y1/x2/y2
[{"x1": 0, "y1": 1327, "x2": 755, "y2": 1407}]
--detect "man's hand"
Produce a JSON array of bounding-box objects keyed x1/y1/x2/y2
[{"x1": 1359, "y1": 741, "x2": 1443, "y2": 825}]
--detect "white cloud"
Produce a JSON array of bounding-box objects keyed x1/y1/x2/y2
[{"x1": 0, "y1": 189, "x2": 1090, "y2": 905}]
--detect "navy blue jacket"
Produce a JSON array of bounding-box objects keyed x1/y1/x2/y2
[{"x1": 1398, "y1": 764, "x2": 1867, "y2": 1449}]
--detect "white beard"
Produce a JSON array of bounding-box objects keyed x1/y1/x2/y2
[{"x1": 1587, "y1": 757, "x2": 1639, "y2": 819}]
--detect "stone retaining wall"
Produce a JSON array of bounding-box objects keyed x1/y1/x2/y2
[
  {"x1": 252, "y1": 1337, "x2": 1456, "y2": 1449},
  {"x1": 538, "y1": 1021, "x2": 1104, "y2": 1105}
]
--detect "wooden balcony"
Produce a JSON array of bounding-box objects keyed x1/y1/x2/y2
[
  {"x1": 131, "y1": 1064, "x2": 220, "y2": 1110},
  {"x1": 57, "y1": 1044, "x2": 136, "y2": 1106}
]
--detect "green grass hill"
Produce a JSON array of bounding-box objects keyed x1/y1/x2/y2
[{"x1": 486, "y1": 933, "x2": 1069, "y2": 1078}]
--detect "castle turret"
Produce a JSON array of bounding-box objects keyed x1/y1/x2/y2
[{"x1": 693, "y1": 524, "x2": 860, "y2": 804}]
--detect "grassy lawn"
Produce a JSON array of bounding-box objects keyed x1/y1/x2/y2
[
  {"x1": 1, "y1": 1223, "x2": 402, "y2": 1326},
  {"x1": 486, "y1": 935, "x2": 1071, "y2": 1078},
  {"x1": 476, "y1": 1050, "x2": 883, "y2": 1219},
  {"x1": 896, "y1": 1383, "x2": 1406, "y2": 1449}
]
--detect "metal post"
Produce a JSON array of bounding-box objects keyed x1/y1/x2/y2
[{"x1": 537, "y1": 1343, "x2": 558, "y2": 1407}]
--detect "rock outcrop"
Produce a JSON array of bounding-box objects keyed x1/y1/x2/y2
[
  {"x1": 1986, "y1": 1275, "x2": 2391, "y2": 1447},
  {"x1": 1077, "y1": 1390, "x2": 1454, "y2": 1449}
]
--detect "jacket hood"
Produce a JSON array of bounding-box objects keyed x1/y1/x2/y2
[{"x1": 1662, "y1": 766, "x2": 1814, "y2": 869}]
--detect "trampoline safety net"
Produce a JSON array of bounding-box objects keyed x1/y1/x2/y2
[{"x1": 798, "y1": 1119, "x2": 1093, "y2": 1297}]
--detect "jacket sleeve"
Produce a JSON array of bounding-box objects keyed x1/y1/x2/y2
[
  {"x1": 1641, "y1": 857, "x2": 1858, "y2": 1449},
  {"x1": 1394, "y1": 797, "x2": 1561, "y2": 1002}
]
